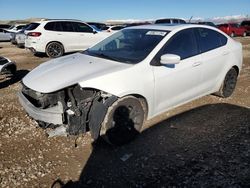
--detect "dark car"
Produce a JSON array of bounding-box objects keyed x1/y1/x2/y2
[
  {"x1": 10, "y1": 24, "x2": 30, "y2": 44},
  {"x1": 218, "y1": 23, "x2": 247, "y2": 37},
  {"x1": 198, "y1": 22, "x2": 217, "y2": 27},
  {"x1": 241, "y1": 20, "x2": 250, "y2": 35},
  {"x1": 155, "y1": 18, "x2": 186, "y2": 24},
  {"x1": 0, "y1": 24, "x2": 11, "y2": 29},
  {"x1": 86, "y1": 22, "x2": 107, "y2": 30}
]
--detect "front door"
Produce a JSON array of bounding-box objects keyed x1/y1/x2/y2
[{"x1": 152, "y1": 28, "x2": 203, "y2": 115}]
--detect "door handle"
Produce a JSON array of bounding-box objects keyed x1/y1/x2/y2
[{"x1": 192, "y1": 62, "x2": 201, "y2": 67}]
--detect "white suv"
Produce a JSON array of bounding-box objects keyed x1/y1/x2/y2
[{"x1": 25, "y1": 19, "x2": 110, "y2": 58}]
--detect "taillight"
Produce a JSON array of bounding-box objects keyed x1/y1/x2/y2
[{"x1": 27, "y1": 32, "x2": 41, "y2": 37}]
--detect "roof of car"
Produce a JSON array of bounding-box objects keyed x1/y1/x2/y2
[
  {"x1": 127, "y1": 24, "x2": 216, "y2": 31},
  {"x1": 39, "y1": 19, "x2": 84, "y2": 23}
]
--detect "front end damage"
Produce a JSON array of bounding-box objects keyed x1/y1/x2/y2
[{"x1": 18, "y1": 84, "x2": 117, "y2": 140}]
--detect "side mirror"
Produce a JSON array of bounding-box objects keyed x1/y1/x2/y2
[
  {"x1": 160, "y1": 54, "x2": 180, "y2": 65},
  {"x1": 93, "y1": 29, "x2": 97, "y2": 34}
]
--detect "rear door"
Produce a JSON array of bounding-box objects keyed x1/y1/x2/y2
[
  {"x1": 195, "y1": 28, "x2": 229, "y2": 92},
  {"x1": 72, "y1": 22, "x2": 102, "y2": 50},
  {"x1": 59, "y1": 21, "x2": 80, "y2": 51},
  {"x1": 43, "y1": 21, "x2": 77, "y2": 52}
]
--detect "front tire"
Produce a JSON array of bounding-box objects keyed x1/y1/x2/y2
[
  {"x1": 101, "y1": 96, "x2": 145, "y2": 146},
  {"x1": 215, "y1": 68, "x2": 238, "y2": 98},
  {"x1": 243, "y1": 32, "x2": 247, "y2": 37},
  {"x1": 46, "y1": 42, "x2": 64, "y2": 58}
]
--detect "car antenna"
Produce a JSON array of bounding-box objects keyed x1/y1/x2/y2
[{"x1": 188, "y1": 16, "x2": 193, "y2": 23}]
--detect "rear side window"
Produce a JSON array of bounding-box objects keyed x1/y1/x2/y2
[
  {"x1": 44, "y1": 22, "x2": 63, "y2": 31},
  {"x1": 26, "y1": 23, "x2": 40, "y2": 31},
  {"x1": 241, "y1": 21, "x2": 250, "y2": 26},
  {"x1": 196, "y1": 28, "x2": 227, "y2": 53},
  {"x1": 219, "y1": 24, "x2": 228, "y2": 27},
  {"x1": 45, "y1": 21, "x2": 76, "y2": 32},
  {"x1": 231, "y1": 24, "x2": 239, "y2": 28},
  {"x1": 112, "y1": 26, "x2": 125, "y2": 30},
  {"x1": 159, "y1": 28, "x2": 198, "y2": 60},
  {"x1": 72, "y1": 22, "x2": 93, "y2": 33},
  {"x1": 155, "y1": 19, "x2": 171, "y2": 24},
  {"x1": 61, "y1": 22, "x2": 74, "y2": 32},
  {"x1": 16, "y1": 25, "x2": 25, "y2": 30}
]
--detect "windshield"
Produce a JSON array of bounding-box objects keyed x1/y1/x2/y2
[{"x1": 84, "y1": 29, "x2": 168, "y2": 64}]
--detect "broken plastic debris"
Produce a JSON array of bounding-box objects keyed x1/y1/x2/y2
[
  {"x1": 47, "y1": 125, "x2": 68, "y2": 138},
  {"x1": 120, "y1": 153, "x2": 133, "y2": 162}
]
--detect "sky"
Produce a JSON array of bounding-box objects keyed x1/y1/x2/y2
[{"x1": 0, "y1": 0, "x2": 249, "y2": 22}]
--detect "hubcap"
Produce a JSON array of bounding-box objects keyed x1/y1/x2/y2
[{"x1": 47, "y1": 43, "x2": 62, "y2": 57}]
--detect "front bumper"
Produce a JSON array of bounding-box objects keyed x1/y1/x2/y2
[{"x1": 18, "y1": 91, "x2": 64, "y2": 125}]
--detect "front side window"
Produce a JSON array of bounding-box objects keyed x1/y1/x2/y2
[
  {"x1": 157, "y1": 28, "x2": 198, "y2": 60},
  {"x1": 196, "y1": 28, "x2": 227, "y2": 53},
  {"x1": 172, "y1": 19, "x2": 179, "y2": 24},
  {"x1": 72, "y1": 22, "x2": 93, "y2": 33},
  {"x1": 179, "y1": 20, "x2": 186, "y2": 24},
  {"x1": 85, "y1": 29, "x2": 168, "y2": 64}
]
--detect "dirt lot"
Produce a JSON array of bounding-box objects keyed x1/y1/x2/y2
[{"x1": 0, "y1": 38, "x2": 249, "y2": 188}]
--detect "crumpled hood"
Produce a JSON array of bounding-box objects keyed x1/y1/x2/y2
[{"x1": 23, "y1": 53, "x2": 131, "y2": 93}]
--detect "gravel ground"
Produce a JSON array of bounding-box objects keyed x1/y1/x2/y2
[{"x1": 0, "y1": 38, "x2": 249, "y2": 187}]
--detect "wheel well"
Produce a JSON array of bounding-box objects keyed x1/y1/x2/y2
[
  {"x1": 232, "y1": 65, "x2": 239, "y2": 75},
  {"x1": 130, "y1": 94, "x2": 148, "y2": 120},
  {"x1": 3, "y1": 64, "x2": 16, "y2": 74}
]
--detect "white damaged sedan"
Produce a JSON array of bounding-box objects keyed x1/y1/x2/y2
[{"x1": 18, "y1": 24, "x2": 242, "y2": 145}]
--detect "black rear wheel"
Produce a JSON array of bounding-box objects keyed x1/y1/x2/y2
[
  {"x1": 215, "y1": 68, "x2": 238, "y2": 98},
  {"x1": 46, "y1": 42, "x2": 64, "y2": 58}
]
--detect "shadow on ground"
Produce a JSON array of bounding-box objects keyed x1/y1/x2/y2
[
  {"x1": 53, "y1": 103, "x2": 250, "y2": 188},
  {"x1": 34, "y1": 52, "x2": 76, "y2": 58},
  {"x1": 0, "y1": 69, "x2": 29, "y2": 89}
]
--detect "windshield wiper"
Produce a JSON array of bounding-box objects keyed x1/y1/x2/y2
[{"x1": 90, "y1": 52, "x2": 120, "y2": 62}]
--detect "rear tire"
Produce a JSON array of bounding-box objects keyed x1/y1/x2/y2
[
  {"x1": 46, "y1": 42, "x2": 64, "y2": 58},
  {"x1": 243, "y1": 32, "x2": 247, "y2": 37},
  {"x1": 101, "y1": 96, "x2": 145, "y2": 146},
  {"x1": 230, "y1": 32, "x2": 235, "y2": 37},
  {"x1": 215, "y1": 68, "x2": 238, "y2": 98}
]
